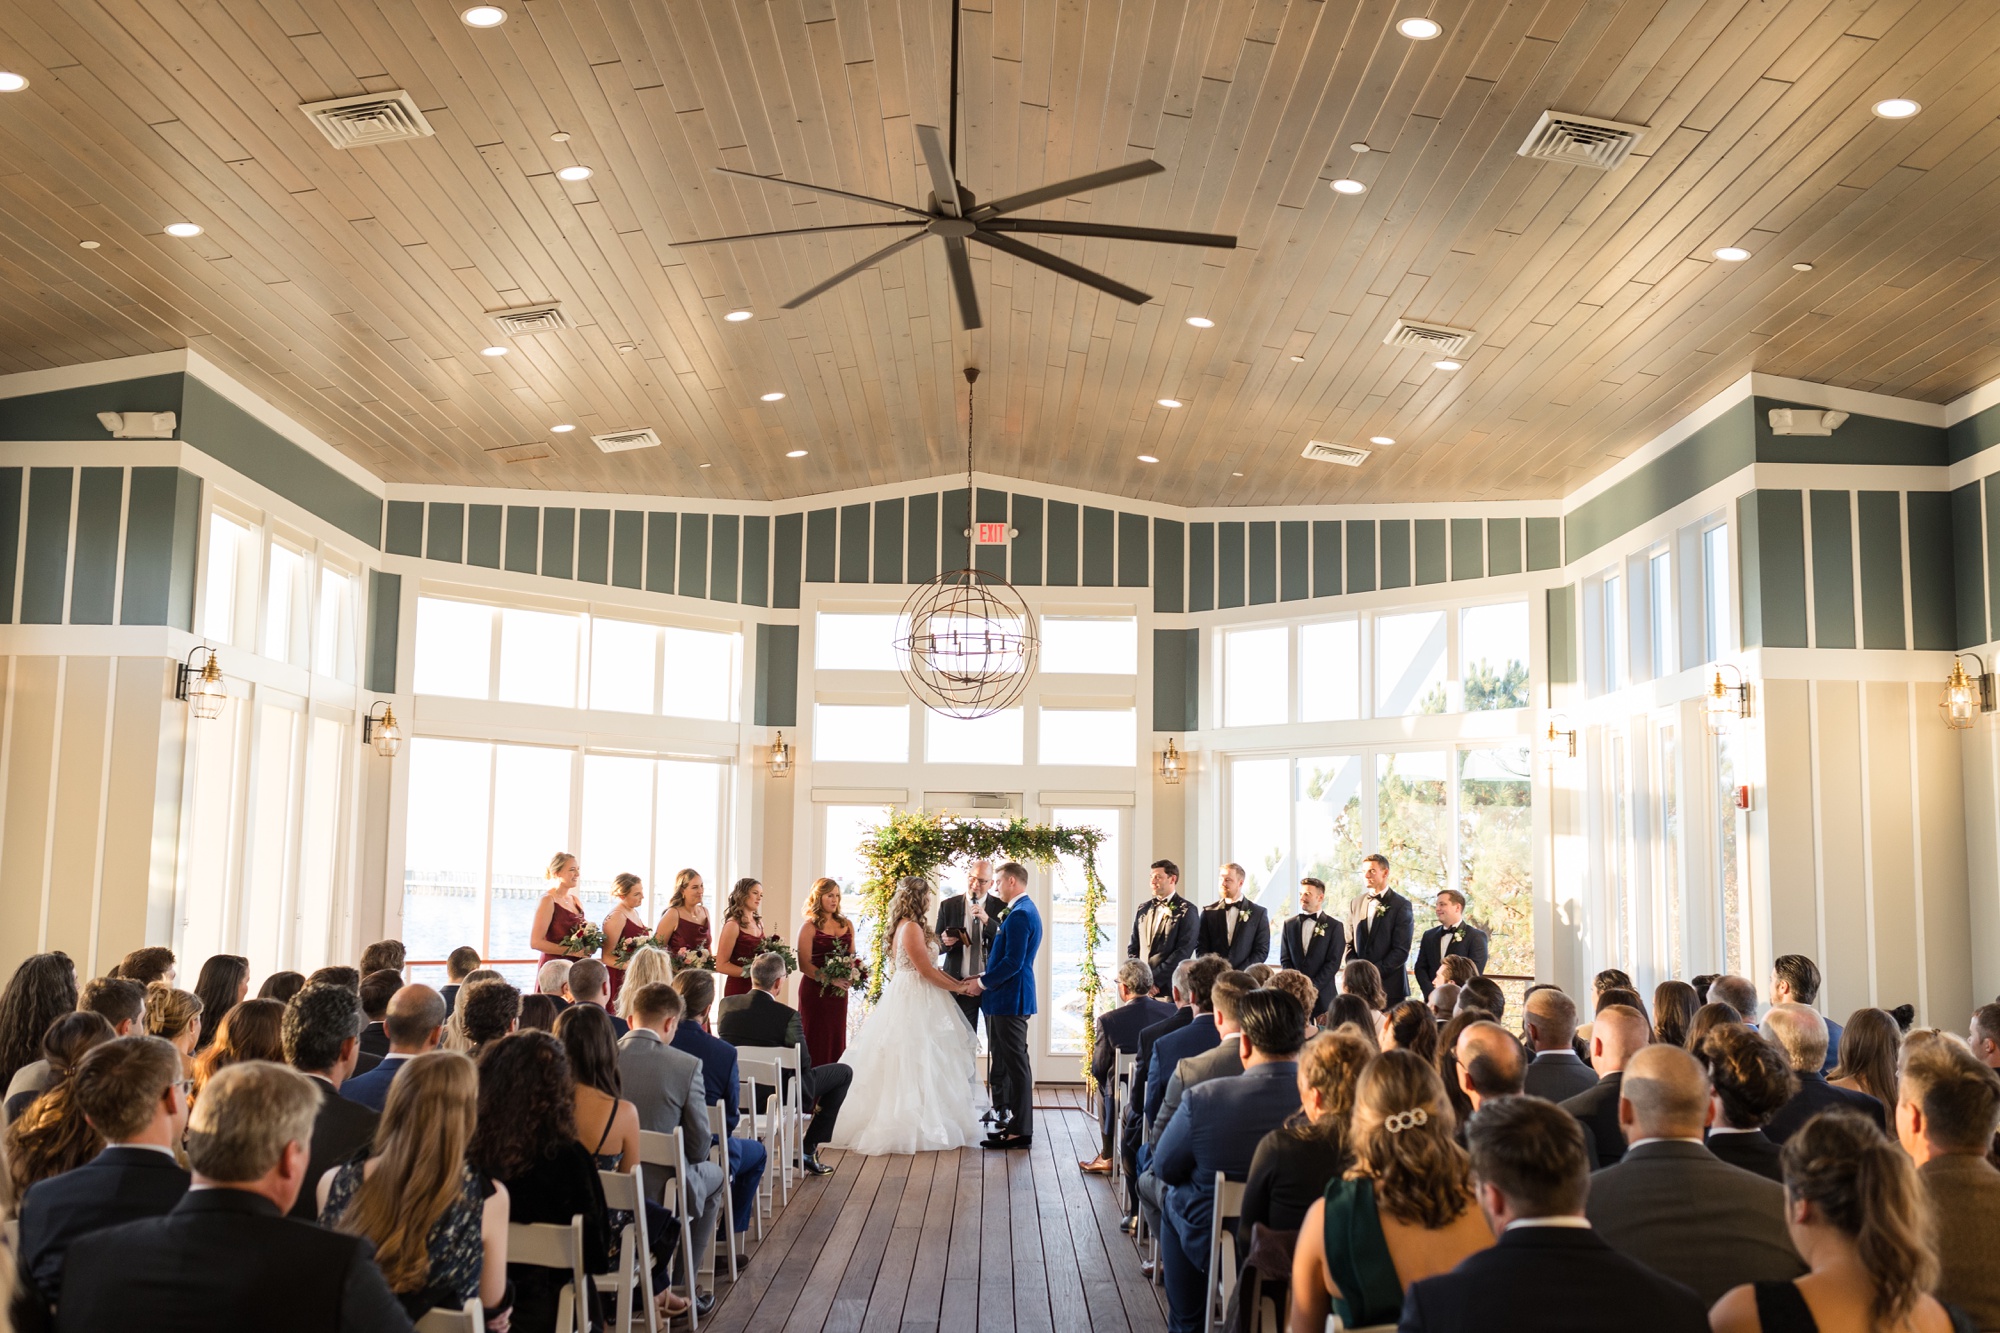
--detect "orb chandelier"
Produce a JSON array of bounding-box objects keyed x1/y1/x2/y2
[{"x1": 896, "y1": 367, "x2": 1039, "y2": 719}]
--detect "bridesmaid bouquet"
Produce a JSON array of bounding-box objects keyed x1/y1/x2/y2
[
  {"x1": 814, "y1": 946, "x2": 868, "y2": 997},
  {"x1": 558, "y1": 920, "x2": 606, "y2": 956},
  {"x1": 757, "y1": 939, "x2": 800, "y2": 972},
  {"x1": 612, "y1": 935, "x2": 664, "y2": 968},
  {"x1": 675, "y1": 946, "x2": 717, "y2": 972}
]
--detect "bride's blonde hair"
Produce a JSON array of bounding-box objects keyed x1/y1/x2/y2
[{"x1": 884, "y1": 876, "x2": 937, "y2": 959}]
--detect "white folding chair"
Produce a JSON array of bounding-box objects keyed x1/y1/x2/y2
[
  {"x1": 637, "y1": 1128, "x2": 700, "y2": 1329},
  {"x1": 1109, "y1": 1052, "x2": 1136, "y2": 1189},
  {"x1": 1205, "y1": 1172, "x2": 1247, "y2": 1333},
  {"x1": 736, "y1": 1054, "x2": 789, "y2": 1206},
  {"x1": 735, "y1": 1044, "x2": 805, "y2": 1188},
  {"x1": 596, "y1": 1166, "x2": 660, "y2": 1333},
  {"x1": 706, "y1": 1101, "x2": 740, "y2": 1280},
  {"x1": 508, "y1": 1215, "x2": 587, "y2": 1333},
  {"x1": 414, "y1": 1298, "x2": 484, "y2": 1333}
]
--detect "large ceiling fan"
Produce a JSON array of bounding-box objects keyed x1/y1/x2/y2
[{"x1": 674, "y1": 0, "x2": 1236, "y2": 330}]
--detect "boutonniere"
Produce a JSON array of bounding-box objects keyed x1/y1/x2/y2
[
  {"x1": 1371, "y1": 901, "x2": 1385, "y2": 919},
  {"x1": 995, "y1": 903, "x2": 1012, "y2": 923},
  {"x1": 1450, "y1": 926, "x2": 1464, "y2": 943},
  {"x1": 1309, "y1": 920, "x2": 1326, "y2": 941}
]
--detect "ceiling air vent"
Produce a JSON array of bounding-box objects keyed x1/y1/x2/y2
[
  {"x1": 490, "y1": 303, "x2": 573, "y2": 335},
  {"x1": 1383, "y1": 319, "x2": 1475, "y2": 356},
  {"x1": 1516, "y1": 111, "x2": 1647, "y2": 171},
  {"x1": 592, "y1": 427, "x2": 661, "y2": 454},
  {"x1": 299, "y1": 91, "x2": 435, "y2": 149},
  {"x1": 1302, "y1": 440, "x2": 1370, "y2": 467}
]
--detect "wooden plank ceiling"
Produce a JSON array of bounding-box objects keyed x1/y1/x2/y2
[{"x1": 0, "y1": 0, "x2": 1993, "y2": 506}]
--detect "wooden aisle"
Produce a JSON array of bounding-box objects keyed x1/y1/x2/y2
[{"x1": 699, "y1": 1087, "x2": 1170, "y2": 1333}]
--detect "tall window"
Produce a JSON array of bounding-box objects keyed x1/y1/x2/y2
[
  {"x1": 1656, "y1": 723, "x2": 1681, "y2": 979},
  {"x1": 1457, "y1": 743, "x2": 1533, "y2": 977},
  {"x1": 1042, "y1": 618, "x2": 1138, "y2": 674},
  {"x1": 497, "y1": 608, "x2": 579, "y2": 707},
  {"x1": 1223, "y1": 626, "x2": 1288, "y2": 726},
  {"x1": 821, "y1": 803, "x2": 893, "y2": 966},
  {"x1": 1716, "y1": 732, "x2": 1742, "y2": 975},
  {"x1": 1649, "y1": 551, "x2": 1674, "y2": 679},
  {"x1": 1376, "y1": 612, "x2": 1447, "y2": 716},
  {"x1": 815, "y1": 614, "x2": 904, "y2": 671},
  {"x1": 1703, "y1": 526, "x2": 1731, "y2": 662},
  {"x1": 926, "y1": 709, "x2": 1024, "y2": 764},
  {"x1": 1049, "y1": 807, "x2": 1121, "y2": 1054},
  {"x1": 264, "y1": 543, "x2": 308, "y2": 665},
  {"x1": 1607, "y1": 732, "x2": 1631, "y2": 965},
  {"x1": 1300, "y1": 620, "x2": 1361, "y2": 721},
  {"x1": 1601, "y1": 575, "x2": 1624, "y2": 692},
  {"x1": 813, "y1": 704, "x2": 910, "y2": 762},
  {"x1": 315, "y1": 567, "x2": 357, "y2": 681},
  {"x1": 1459, "y1": 603, "x2": 1529, "y2": 711},
  {"x1": 203, "y1": 512, "x2": 256, "y2": 645},
  {"x1": 1228, "y1": 756, "x2": 1292, "y2": 933},
  {"x1": 1039, "y1": 709, "x2": 1136, "y2": 766},
  {"x1": 295, "y1": 717, "x2": 347, "y2": 972}
]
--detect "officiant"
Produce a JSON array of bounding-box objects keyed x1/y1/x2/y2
[{"x1": 937, "y1": 858, "x2": 1005, "y2": 1030}]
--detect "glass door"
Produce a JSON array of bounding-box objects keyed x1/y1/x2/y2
[{"x1": 1042, "y1": 807, "x2": 1123, "y2": 1078}]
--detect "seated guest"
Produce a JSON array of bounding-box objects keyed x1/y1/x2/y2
[
  {"x1": 1971, "y1": 1002, "x2": 2000, "y2": 1070},
  {"x1": 1119, "y1": 959, "x2": 1197, "y2": 1224},
  {"x1": 1245, "y1": 963, "x2": 1277, "y2": 986},
  {"x1": 1522, "y1": 988, "x2": 1597, "y2": 1102},
  {"x1": 668, "y1": 969, "x2": 766, "y2": 1240},
  {"x1": 258, "y1": 971, "x2": 306, "y2": 1005},
  {"x1": 1456, "y1": 975, "x2": 1506, "y2": 1024},
  {"x1": 190, "y1": 955, "x2": 251, "y2": 1056},
  {"x1": 339, "y1": 985, "x2": 445, "y2": 1113},
  {"x1": 1452, "y1": 1020, "x2": 1527, "y2": 1117},
  {"x1": 1592, "y1": 968, "x2": 1634, "y2": 1002},
  {"x1": 1710, "y1": 1111, "x2": 1955, "y2": 1333},
  {"x1": 1436, "y1": 1008, "x2": 1494, "y2": 1125},
  {"x1": 1291, "y1": 1048, "x2": 1492, "y2": 1330},
  {"x1": 1699, "y1": 1022, "x2": 1795, "y2": 1183},
  {"x1": 282, "y1": 983, "x2": 378, "y2": 1222},
  {"x1": 1581, "y1": 1044, "x2": 1804, "y2": 1306},
  {"x1": 1339, "y1": 959, "x2": 1387, "y2": 1013},
  {"x1": 439, "y1": 946, "x2": 482, "y2": 1019},
  {"x1": 471, "y1": 1033, "x2": 612, "y2": 1333},
  {"x1": 56, "y1": 1061, "x2": 413, "y2": 1332},
  {"x1": 7, "y1": 977, "x2": 146, "y2": 1108},
  {"x1": 516, "y1": 994, "x2": 559, "y2": 1032},
  {"x1": 1895, "y1": 1033, "x2": 2000, "y2": 1329},
  {"x1": 1689, "y1": 1000, "x2": 1742, "y2": 1052},
  {"x1": 1709, "y1": 973, "x2": 1761, "y2": 1025},
  {"x1": 564, "y1": 960, "x2": 627, "y2": 1038},
  {"x1": 114, "y1": 946, "x2": 177, "y2": 987},
  {"x1": 1653, "y1": 980, "x2": 1699, "y2": 1049},
  {"x1": 442, "y1": 969, "x2": 501, "y2": 1052},
  {"x1": 458, "y1": 978, "x2": 522, "y2": 1058},
  {"x1": 1595, "y1": 986, "x2": 1648, "y2": 1023},
  {"x1": 1762, "y1": 1004, "x2": 1883, "y2": 1142},
  {"x1": 1434, "y1": 955, "x2": 1481, "y2": 992},
  {"x1": 307, "y1": 965, "x2": 361, "y2": 992},
  {"x1": 1382, "y1": 999, "x2": 1438, "y2": 1063},
  {"x1": 1141, "y1": 956, "x2": 1231, "y2": 1148},
  {"x1": 17, "y1": 1035, "x2": 189, "y2": 1310},
  {"x1": 1560, "y1": 1003, "x2": 1650, "y2": 1168},
  {"x1": 717, "y1": 952, "x2": 852, "y2": 1176},
  {"x1": 1325, "y1": 994, "x2": 1379, "y2": 1046},
  {"x1": 0, "y1": 953, "x2": 78, "y2": 1095},
  {"x1": 1150, "y1": 971, "x2": 1255, "y2": 1146},
  {"x1": 535, "y1": 959, "x2": 574, "y2": 1013},
  {"x1": 1828, "y1": 1006, "x2": 1900, "y2": 1112},
  {"x1": 358, "y1": 940, "x2": 406, "y2": 979},
  {"x1": 1400, "y1": 1094, "x2": 1708, "y2": 1333},
  {"x1": 1266, "y1": 970, "x2": 1321, "y2": 1031},
  {"x1": 144, "y1": 983, "x2": 204, "y2": 1058},
  {"x1": 190, "y1": 998, "x2": 285, "y2": 1098},
  {"x1": 1154, "y1": 988, "x2": 1306, "y2": 1333},
  {"x1": 614, "y1": 948, "x2": 676, "y2": 1027},
  {"x1": 318, "y1": 1051, "x2": 511, "y2": 1327},
  {"x1": 6, "y1": 1014, "x2": 115, "y2": 1197},
  {"x1": 1429, "y1": 983, "x2": 1462, "y2": 1023},
  {"x1": 1079, "y1": 959, "x2": 1174, "y2": 1174},
  {"x1": 1766, "y1": 954, "x2": 1840, "y2": 1073},
  {"x1": 356, "y1": 970, "x2": 400, "y2": 1064},
  {"x1": 1242, "y1": 1029, "x2": 1370, "y2": 1237}
]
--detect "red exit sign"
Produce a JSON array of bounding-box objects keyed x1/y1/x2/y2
[{"x1": 976, "y1": 521, "x2": 1009, "y2": 545}]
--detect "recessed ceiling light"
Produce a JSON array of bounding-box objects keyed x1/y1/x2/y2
[
  {"x1": 723, "y1": 309, "x2": 753, "y2": 322},
  {"x1": 550, "y1": 131, "x2": 571, "y2": 143},
  {"x1": 461, "y1": 5, "x2": 507, "y2": 27},
  {"x1": 1350, "y1": 142, "x2": 1371, "y2": 153},
  {"x1": 1289, "y1": 354, "x2": 1305, "y2": 363},
  {"x1": 1370, "y1": 436, "x2": 1396, "y2": 445},
  {"x1": 760, "y1": 392, "x2": 785, "y2": 402},
  {"x1": 1397, "y1": 16, "x2": 1443, "y2": 39},
  {"x1": 1157, "y1": 397, "x2": 1183, "y2": 408},
  {"x1": 786, "y1": 449, "x2": 807, "y2": 458},
  {"x1": 1432, "y1": 359, "x2": 1461, "y2": 371},
  {"x1": 1872, "y1": 97, "x2": 1920, "y2": 119},
  {"x1": 1792, "y1": 261, "x2": 1815, "y2": 272},
  {"x1": 616, "y1": 343, "x2": 636, "y2": 352},
  {"x1": 550, "y1": 423, "x2": 575, "y2": 433},
  {"x1": 1713, "y1": 246, "x2": 1751, "y2": 262},
  {"x1": 1185, "y1": 316, "x2": 1214, "y2": 328},
  {"x1": 1330, "y1": 178, "x2": 1367, "y2": 195},
  {"x1": 699, "y1": 462, "x2": 712, "y2": 468},
  {"x1": 1138, "y1": 455, "x2": 1159, "y2": 463},
  {"x1": 77, "y1": 240, "x2": 99, "y2": 250},
  {"x1": 1231, "y1": 471, "x2": 1244, "y2": 477},
  {"x1": 557, "y1": 165, "x2": 593, "y2": 182},
  {"x1": 0, "y1": 73, "x2": 28, "y2": 92},
  {"x1": 480, "y1": 346, "x2": 508, "y2": 357},
  {"x1": 163, "y1": 222, "x2": 203, "y2": 238}
]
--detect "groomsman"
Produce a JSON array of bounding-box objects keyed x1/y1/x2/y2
[
  {"x1": 937, "y1": 858, "x2": 1005, "y2": 1031},
  {"x1": 1413, "y1": 888, "x2": 1489, "y2": 1000},
  {"x1": 1346, "y1": 853, "x2": 1415, "y2": 1003},
  {"x1": 1129, "y1": 860, "x2": 1199, "y2": 996},
  {"x1": 1195, "y1": 863, "x2": 1270, "y2": 970},
  {"x1": 1278, "y1": 877, "x2": 1344, "y2": 1017}
]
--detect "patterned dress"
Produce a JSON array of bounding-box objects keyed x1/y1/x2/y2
[
  {"x1": 540, "y1": 897, "x2": 586, "y2": 966},
  {"x1": 322, "y1": 1161, "x2": 493, "y2": 1320},
  {"x1": 605, "y1": 913, "x2": 649, "y2": 1005},
  {"x1": 722, "y1": 918, "x2": 764, "y2": 998},
  {"x1": 798, "y1": 926, "x2": 852, "y2": 1066}
]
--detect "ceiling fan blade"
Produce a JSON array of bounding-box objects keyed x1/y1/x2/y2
[
  {"x1": 674, "y1": 220, "x2": 927, "y2": 248},
  {"x1": 914, "y1": 124, "x2": 963, "y2": 218},
  {"x1": 971, "y1": 159, "x2": 1166, "y2": 219},
  {"x1": 942, "y1": 234, "x2": 983, "y2": 330},
  {"x1": 713, "y1": 166, "x2": 931, "y2": 219},
  {"x1": 968, "y1": 229, "x2": 1151, "y2": 305},
  {"x1": 779, "y1": 230, "x2": 933, "y2": 309},
  {"x1": 981, "y1": 217, "x2": 1236, "y2": 249}
]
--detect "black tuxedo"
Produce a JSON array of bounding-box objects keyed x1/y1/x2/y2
[
  {"x1": 936, "y1": 890, "x2": 1004, "y2": 1028},
  {"x1": 1128, "y1": 894, "x2": 1199, "y2": 996},
  {"x1": 717, "y1": 989, "x2": 853, "y2": 1150},
  {"x1": 357, "y1": 1022, "x2": 390, "y2": 1063},
  {"x1": 1400, "y1": 1221, "x2": 1708, "y2": 1333},
  {"x1": 1413, "y1": 921, "x2": 1489, "y2": 998},
  {"x1": 1765, "y1": 1071, "x2": 1885, "y2": 1144},
  {"x1": 1195, "y1": 897, "x2": 1270, "y2": 970},
  {"x1": 1703, "y1": 1128, "x2": 1784, "y2": 1182},
  {"x1": 295, "y1": 1074, "x2": 377, "y2": 1220},
  {"x1": 18, "y1": 1144, "x2": 189, "y2": 1307},
  {"x1": 1278, "y1": 913, "x2": 1345, "y2": 1016},
  {"x1": 57, "y1": 1188, "x2": 413, "y2": 1332},
  {"x1": 1348, "y1": 889, "x2": 1415, "y2": 1002},
  {"x1": 1561, "y1": 1070, "x2": 1625, "y2": 1168}
]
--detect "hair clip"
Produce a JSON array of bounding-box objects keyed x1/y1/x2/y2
[{"x1": 1385, "y1": 1107, "x2": 1431, "y2": 1134}]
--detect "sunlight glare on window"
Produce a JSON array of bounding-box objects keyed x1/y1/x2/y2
[
  {"x1": 498, "y1": 607, "x2": 580, "y2": 707},
  {"x1": 926, "y1": 708, "x2": 1024, "y2": 764},
  {"x1": 264, "y1": 543, "x2": 305, "y2": 664},
  {"x1": 413, "y1": 598, "x2": 493, "y2": 699},
  {"x1": 1300, "y1": 619, "x2": 1361, "y2": 721},
  {"x1": 1223, "y1": 625, "x2": 1289, "y2": 726},
  {"x1": 662, "y1": 626, "x2": 735, "y2": 720},
  {"x1": 815, "y1": 613, "x2": 904, "y2": 670},
  {"x1": 203, "y1": 512, "x2": 251, "y2": 643},
  {"x1": 813, "y1": 704, "x2": 910, "y2": 762},
  {"x1": 1459, "y1": 602, "x2": 1529, "y2": 711},
  {"x1": 1041, "y1": 617, "x2": 1138, "y2": 674},
  {"x1": 589, "y1": 617, "x2": 658, "y2": 714},
  {"x1": 1038, "y1": 708, "x2": 1137, "y2": 766},
  {"x1": 315, "y1": 567, "x2": 355, "y2": 680},
  {"x1": 1376, "y1": 611, "x2": 1447, "y2": 716}
]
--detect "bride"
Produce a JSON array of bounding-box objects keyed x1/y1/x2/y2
[{"x1": 831, "y1": 875, "x2": 989, "y2": 1155}]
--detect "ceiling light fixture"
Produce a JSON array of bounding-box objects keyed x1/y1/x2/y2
[
  {"x1": 1231, "y1": 471, "x2": 1244, "y2": 477},
  {"x1": 1872, "y1": 97, "x2": 1920, "y2": 119},
  {"x1": 1350, "y1": 142, "x2": 1371, "y2": 153},
  {"x1": 480, "y1": 346, "x2": 508, "y2": 357},
  {"x1": 556, "y1": 165, "x2": 593, "y2": 182},
  {"x1": 760, "y1": 392, "x2": 786, "y2": 402},
  {"x1": 0, "y1": 73, "x2": 28, "y2": 92},
  {"x1": 616, "y1": 343, "x2": 636, "y2": 352},
  {"x1": 786, "y1": 449, "x2": 808, "y2": 458},
  {"x1": 77, "y1": 240, "x2": 99, "y2": 250},
  {"x1": 1157, "y1": 397, "x2": 1183, "y2": 408},
  {"x1": 164, "y1": 222, "x2": 203, "y2": 238},
  {"x1": 461, "y1": 5, "x2": 507, "y2": 26},
  {"x1": 1288, "y1": 354, "x2": 1305, "y2": 363},
  {"x1": 1714, "y1": 246, "x2": 1752, "y2": 262},
  {"x1": 1185, "y1": 316, "x2": 1214, "y2": 328},
  {"x1": 1137, "y1": 454, "x2": 1159, "y2": 463},
  {"x1": 550, "y1": 131, "x2": 571, "y2": 143},
  {"x1": 1330, "y1": 178, "x2": 1367, "y2": 195},
  {"x1": 1397, "y1": 16, "x2": 1443, "y2": 38},
  {"x1": 550, "y1": 423, "x2": 575, "y2": 433},
  {"x1": 1432, "y1": 359, "x2": 1461, "y2": 371},
  {"x1": 1792, "y1": 261, "x2": 1815, "y2": 272},
  {"x1": 1370, "y1": 436, "x2": 1396, "y2": 445},
  {"x1": 723, "y1": 309, "x2": 753, "y2": 322}
]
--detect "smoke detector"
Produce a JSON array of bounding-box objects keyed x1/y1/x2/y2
[
  {"x1": 299, "y1": 91, "x2": 436, "y2": 149},
  {"x1": 1517, "y1": 111, "x2": 1647, "y2": 171},
  {"x1": 1302, "y1": 440, "x2": 1370, "y2": 467},
  {"x1": 490, "y1": 303, "x2": 573, "y2": 335},
  {"x1": 1383, "y1": 319, "x2": 1476, "y2": 356},
  {"x1": 592, "y1": 427, "x2": 661, "y2": 453},
  {"x1": 1767, "y1": 408, "x2": 1849, "y2": 437}
]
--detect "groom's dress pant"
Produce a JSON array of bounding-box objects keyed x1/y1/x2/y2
[{"x1": 986, "y1": 1014, "x2": 1033, "y2": 1135}]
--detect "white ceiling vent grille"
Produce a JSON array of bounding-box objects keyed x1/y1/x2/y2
[
  {"x1": 1383, "y1": 319, "x2": 1476, "y2": 356},
  {"x1": 1302, "y1": 440, "x2": 1370, "y2": 467},
  {"x1": 490, "y1": 303, "x2": 573, "y2": 335},
  {"x1": 1516, "y1": 111, "x2": 1647, "y2": 171},
  {"x1": 299, "y1": 91, "x2": 435, "y2": 149},
  {"x1": 591, "y1": 427, "x2": 661, "y2": 454}
]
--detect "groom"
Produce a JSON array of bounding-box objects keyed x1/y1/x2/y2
[{"x1": 966, "y1": 860, "x2": 1040, "y2": 1150}]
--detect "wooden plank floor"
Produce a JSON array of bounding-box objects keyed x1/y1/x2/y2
[{"x1": 702, "y1": 1087, "x2": 1169, "y2": 1333}]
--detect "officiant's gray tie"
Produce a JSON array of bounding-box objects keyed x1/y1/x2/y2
[{"x1": 968, "y1": 896, "x2": 985, "y2": 974}]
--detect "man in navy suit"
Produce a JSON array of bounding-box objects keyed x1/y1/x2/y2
[
  {"x1": 1413, "y1": 888, "x2": 1489, "y2": 1000},
  {"x1": 1347, "y1": 853, "x2": 1415, "y2": 1002},
  {"x1": 1400, "y1": 1095, "x2": 1709, "y2": 1333},
  {"x1": 1132, "y1": 956, "x2": 1229, "y2": 1259},
  {"x1": 1153, "y1": 989, "x2": 1307, "y2": 1333},
  {"x1": 1120, "y1": 960, "x2": 1195, "y2": 1225},
  {"x1": 1762, "y1": 1003, "x2": 1885, "y2": 1142},
  {"x1": 1195, "y1": 863, "x2": 1270, "y2": 971},
  {"x1": 1278, "y1": 877, "x2": 1344, "y2": 1018},
  {"x1": 668, "y1": 969, "x2": 766, "y2": 1241},
  {"x1": 969, "y1": 861, "x2": 1042, "y2": 1148},
  {"x1": 1129, "y1": 860, "x2": 1200, "y2": 996},
  {"x1": 337, "y1": 984, "x2": 444, "y2": 1113},
  {"x1": 18, "y1": 1036, "x2": 191, "y2": 1313},
  {"x1": 1080, "y1": 959, "x2": 1176, "y2": 1174}
]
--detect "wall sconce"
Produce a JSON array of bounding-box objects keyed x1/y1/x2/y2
[
  {"x1": 1703, "y1": 664, "x2": 1751, "y2": 736},
  {"x1": 1941, "y1": 653, "x2": 1996, "y2": 730},
  {"x1": 768, "y1": 731, "x2": 792, "y2": 777},
  {"x1": 1544, "y1": 717, "x2": 1577, "y2": 766},
  {"x1": 174, "y1": 646, "x2": 228, "y2": 721},
  {"x1": 362, "y1": 701, "x2": 402, "y2": 757},
  {"x1": 1159, "y1": 738, "x2": 1184, "y2": 785}
]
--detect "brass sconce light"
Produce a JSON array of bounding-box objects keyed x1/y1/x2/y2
[
  {"x1": 362, "y1": 701, "x2": 402, "y2": 758},
  {"x1": 174, "y1": 646, "x2": 228, "y2": 721}
]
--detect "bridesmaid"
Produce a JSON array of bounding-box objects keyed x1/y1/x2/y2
[
  {"x1": 714, "y1": 879, "x2": 766, "y2": 999},
  {"x1": 527, "y1": 852, "x2": 588, "y2": 965},
  {"x1": 652, "y1": 869, "x2": 713, "y2": 964},
  {"x1": 795, "y1": 878, "x2": 854, "y2": 1067},
  {"x1": 600, "y1": 873, "x2": 650, "y2": 1007}
]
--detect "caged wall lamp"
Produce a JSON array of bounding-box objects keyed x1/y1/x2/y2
[
  {"x1": 362, "y1": 702, "x2": 403, "y2": 758},
  {"x1": 175, "y1": 647, "x2": 228, "y2": 720},
  {"x1": 1941, "y1": 654, "x2": 1997, "y2": 730},
  {"x1": 1703, "y1": 664, "x2": 1751, "y2": 736}
]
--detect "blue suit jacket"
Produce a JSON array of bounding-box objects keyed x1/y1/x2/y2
[
  {"x1": 1144, "y1": 1014, "x2": 1219, "y2": 1127},
  {"x1": 671, "y1": 1020, "x2": 742, "y2": 1133},
  {"x1": 337, "y1": 1053, "x2": 412, "y2": 1113},
  {"x1": 980, "y1": 897, "x2": 1041, "y2": 1017},
  {"x1": 1154, "y1": 1061, "x2": 1300, "y2": 1247}
]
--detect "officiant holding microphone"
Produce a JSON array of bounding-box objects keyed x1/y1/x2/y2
[{"x1": 937, "y1": 858, "x2": 1005, "y2": 1031}]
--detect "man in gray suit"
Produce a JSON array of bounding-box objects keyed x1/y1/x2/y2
[
  {"x1": 1148, "y1": 971, "x2": 1255, "y2": 1146},
  {"x1": 1898, "y1": 1035, "x2": 2000, "y2": 1330},
  {"x1": 1583, "y1": 1044, "x2": 1803, "y2": 1307},
  {"x1": 616, "y1": 981, "x2": 726, "y2": 1294}
]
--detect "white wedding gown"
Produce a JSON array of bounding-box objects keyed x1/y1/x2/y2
[{"x1": 830, "y1": 932, "x2": 989, "y2": 1155}]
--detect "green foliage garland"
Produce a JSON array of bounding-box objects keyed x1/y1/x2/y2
[{"x1": 856, "y1": 809, "x2": 1109, "y2": 1088}]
